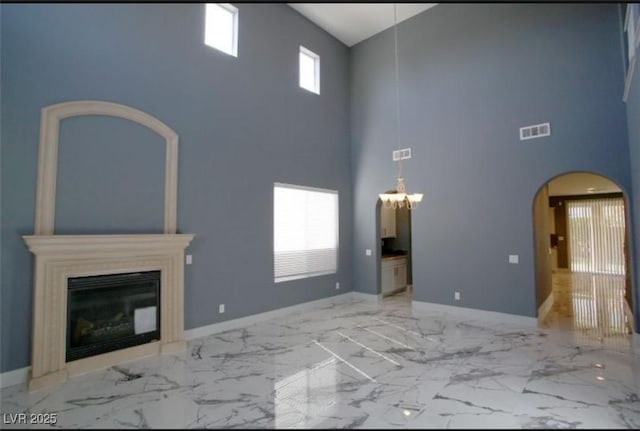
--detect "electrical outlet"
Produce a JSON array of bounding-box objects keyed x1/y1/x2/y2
[
  {"x1": 509, "y1": 255, "x2": 519, "y2": 264},
  {"x1": 336, "y1": 282, "x2": 340, "y2": 290},
  {"x1": 186, "y1": 254, "x2": 193, "y2": 265},
  {"x1": 219, "y1": 304, "x2": 225, "y2": 314},
  {"x1": 366, "y1": 249, "x2": 372, "y2": 256},
  {"x1": 454, "y1": 291, "x2": 460, "y2": 301}
]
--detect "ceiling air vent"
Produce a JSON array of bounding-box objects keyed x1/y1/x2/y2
[
  {"x1": 393, "y1": 148, "x2": 411, "y2": 161},
  {"x1": 520, "y1": 122, "x2": 550, "y2": 140}
]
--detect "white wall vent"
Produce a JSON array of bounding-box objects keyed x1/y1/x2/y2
[
  {"x1": 393, "y1": 148, "x2": 411, "y2": 161},
  {"x1": 520, "y1": 123, "x2": 551, "y2": 140}
]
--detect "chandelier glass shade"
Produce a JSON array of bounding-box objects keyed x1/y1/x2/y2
[
  {"x1": 379, "y1": 3, "x2": 423, "y2": 210},
  {"x1": 379, "y1": 177, "x2": 423, "y2": 209}
]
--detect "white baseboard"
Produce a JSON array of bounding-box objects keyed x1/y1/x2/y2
[
  {"x1": 184, "y1": 292, "x2": 356, "y2": 341},
  {"x1": 0, "y1": 366, "x2": 30, "y2": 389},
  {"x1": 538, "y1": 291, "x2": 554, "y2": 323},
  {"x1": 349, "y1": 291, "x2": 379, "y2": 302},
  {"x1": 412, "y1": 299, "x2": 538, "y2": 327}
]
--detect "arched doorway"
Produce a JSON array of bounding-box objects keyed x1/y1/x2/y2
[
  {"x1": 532, "y1": 172, "x2": 635, "y2": 344},
  {"x1": 375, "y1": 196, "x2": 413, "y2": 300}
]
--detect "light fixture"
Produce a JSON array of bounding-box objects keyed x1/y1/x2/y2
[{"x1": 379, "y1": 4, "x2": 423, "y2": 210}]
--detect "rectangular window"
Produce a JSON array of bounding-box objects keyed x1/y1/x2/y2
[
  {"x1": 625, "y1": 4, "x2": 637, "y2": 63},
  {"x1": 205, "y1": 3, "x2": 238, "y2": 57},
  {"x1": 623, "y1": 4, "x2": 639, "y2": 101},
  {"x1": 274, "y1": 183, "x2": 338, "y2": 283},
  {"x1": 299, "y1": 46, "x2": 320, "y2": 94}
]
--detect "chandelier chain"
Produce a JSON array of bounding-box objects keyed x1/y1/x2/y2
[
  {"x1": 393, "y1": 4, "x2": 403, "y2": 179},
  {"x1": 378, "y1": 3, "x2": 423, "y2": 210}
]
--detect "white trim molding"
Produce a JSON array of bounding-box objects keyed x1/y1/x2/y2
[
  {"x1": 412, "y1": 300, "x2": 538, "y2": 327},
  {"x1": 0, "y1": 367, "x2": 31, "y2": 390},
  {"x1": 185, "y1": 292, "x2": 356, "y2": 340},
  {"x1": 349, "y1": 291, "x2": 380, "y2": 302},
  {"x1": 34, "y1": 101, "x2": 179, "y2": 235}
]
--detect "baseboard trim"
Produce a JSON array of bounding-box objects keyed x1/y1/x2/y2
[
  {"x1": 412, "y1": 299, "x2": 538, "y2": 327},
  {"x1": 349, "y1": 291, "x2": 379, "y2": 302},
  {"x1": 0, "y1": 366, "x2": 30, "y2": 389},
  {"x1": 184, "y1": 291, "x2": 355, "y2": 341}
]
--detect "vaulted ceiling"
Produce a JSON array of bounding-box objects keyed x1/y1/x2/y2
[{"x1": 288, "y1": 3, "x2": 437, "y2": 47}]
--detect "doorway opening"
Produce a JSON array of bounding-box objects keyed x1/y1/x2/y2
[
  {"x1": 376, "y1": 197, "x2": 413, "y2": 300},
  {"x1": 532, "y1": 172, "x2": 635, "y2": 344}
]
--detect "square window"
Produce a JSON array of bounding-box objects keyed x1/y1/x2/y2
[
  {"x1": 299, "y1": 46, "x2": 320, "y2": 94},
  {"x1": 205, "y1": 3, "x2": 238, "y2": 57}
]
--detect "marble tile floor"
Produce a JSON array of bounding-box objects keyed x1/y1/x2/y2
[
  {"x1": 1, "y1": 293, "x2": 639, "y2": 429},
  {"x1": 541, "y1": 271, "x2": 634, "y2": 350}
]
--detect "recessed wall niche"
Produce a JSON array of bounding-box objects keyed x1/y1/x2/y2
[{"x1": 56, "y1": 115, "x2": 165, "y2": 234}]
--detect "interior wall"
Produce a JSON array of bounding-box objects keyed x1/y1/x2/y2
[
  {"x1": 395, "y1": 207, "x2": 412, "y2": 285},
  {"x1": 56, "y1": 116, "x2": 166, "y2": 233},
  {"x1": 350, "y1": 3, "x2": 632, "y2": 317},
  {"x1": 533, "y1": 186, "x2": 552, "y2": 310},
  {"x1": 624, "y1": 38, "x2": 640, "y2": 332},
  {"x1": 548, "y1": 206, "x2": 558, "y2": 271},
  {"x1": 553, "y1": 203, "x2": 569, "y2": 268},
  {"x1": 0, "y1": 3, "x2": 352, "y2": 373}
]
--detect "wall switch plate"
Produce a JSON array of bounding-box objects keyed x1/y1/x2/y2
[
  {"x1": 509, "y1": 255, "x2": 519, "y2": 264},
  {"x1": 454, "y1": 291, "x2": 460, "y2": 301},
  {"x1": 336, "y1": 282, "x2": 340, "y2": 290},
  {"x1": 365, "y1": 249, "x2": 372, "y2": 256},
  {"x1": 186, "y1": 254, "x2": 193, "y2": 265},
  {"x1": 219, "y1": 304, "x2": 225, "y2": 314}
]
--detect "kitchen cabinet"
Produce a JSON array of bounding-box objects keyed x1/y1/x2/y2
[
  {"x1": 380, "y1": 205, "x2": 396, "y2": 238},
  {"x1": 381, "y1": 256, "x2": 407, "y2": 297}
]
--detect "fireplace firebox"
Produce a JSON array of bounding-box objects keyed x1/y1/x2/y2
[{"x1": 66, "y1": 271, "x2": 161, "y2": 362}]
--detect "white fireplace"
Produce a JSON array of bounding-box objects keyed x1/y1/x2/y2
[{"x1": 23, "y1": 101, "x2": 194, "y2": 391}]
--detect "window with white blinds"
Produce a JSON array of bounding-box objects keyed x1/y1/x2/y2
[
  {"x1": 567, "y1": 197, "x2": 626, "y2": 275},
  {"x1": 274, "y1": 183, "x2": 338, "y2": 283}
]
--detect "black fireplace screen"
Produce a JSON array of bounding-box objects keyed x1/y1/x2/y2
[{"x1": 66, "y1": 270, "x2": 161, "y2": 362}]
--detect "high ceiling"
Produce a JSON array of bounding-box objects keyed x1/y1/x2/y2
[
  {"x1": 288, "y1": 3, "x2": 437, "y2": 47},
  {"x1": 547, "y1": 173, "x2": 621, "y2": 196}
]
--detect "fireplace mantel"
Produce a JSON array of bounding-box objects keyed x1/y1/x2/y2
[
  {"x1": 23, "y1": 234, "x2": 194, "y2": 391},
  {"x1": 24, "y1": 101, "x2": 194, "y2": 391}
]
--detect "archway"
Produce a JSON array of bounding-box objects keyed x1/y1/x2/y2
[
  {"x1": 375, "y1": 195, "x2": 413, "y2": 300},
  {"x1": 532, "y1": 171, "x2": 635, "y2": 343},
  {"x1": 34, "y1": 100, "x2": 179, "y2": 235}
]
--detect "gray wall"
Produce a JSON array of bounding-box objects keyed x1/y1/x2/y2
[
  {"x1": 350, "y1": 4, "x2": 633, "y2": 317},
  {"x1": 0, "y1": 4, "x2": 352, "y2": 373},
  {"x1": 625, "y1": 28, "x2": 640, "y2": 331},
  {"x1": 56, "y1": 116, "x2": 166, "y2": 233}
]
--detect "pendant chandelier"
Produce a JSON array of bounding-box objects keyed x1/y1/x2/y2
[{"x1": 379, "y1": 4, "x2": 423, "y2": 210}]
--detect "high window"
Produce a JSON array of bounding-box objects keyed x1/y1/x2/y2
[
  {"x1": 623, "y1": 4, "x2": 639, "y2": 100},
  {"x1": 274, "y1": 183, "x2": 338, "y2": 282},
  {"x1": 205, "y1": 3, "x2": 238, "y2": 57},
  {"x1": 299, "y1": 46, "x2": 320, "y2": 94},
  {"x1": 625, "y1": 4, "x2": 638, "y2": 63}
]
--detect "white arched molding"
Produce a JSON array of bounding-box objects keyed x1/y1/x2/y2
[{"x1": 34, "y1": 101, "x2": 179, "y2": 235}]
